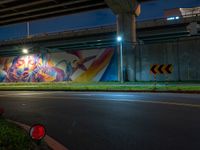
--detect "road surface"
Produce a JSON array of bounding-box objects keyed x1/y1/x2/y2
[{"x1": 0, "y1": 91, "x2": 200, "y2": 150}]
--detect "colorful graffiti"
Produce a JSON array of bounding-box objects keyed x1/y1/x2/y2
[{"x1": 0, "y1": 48, "x2": 117, "y2": 82}]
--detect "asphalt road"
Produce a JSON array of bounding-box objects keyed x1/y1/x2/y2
[{"x1": 0, "y1": 91, "x2": 200, "y2": 150}]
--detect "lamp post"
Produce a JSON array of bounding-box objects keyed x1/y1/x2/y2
[
  {"x1": 117, "y1": 36, "x2": 124, "y2": 83},
  {"x1": 27, "y1": 22, "x2": 30, "y2": 38}
]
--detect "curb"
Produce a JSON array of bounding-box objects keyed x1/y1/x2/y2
[
  {"x1": 0, "y1": 89, "x2": 200, "y2": 94},
  {"x1": 7, "y1": 119, "x2": 69, "y2": 150}
]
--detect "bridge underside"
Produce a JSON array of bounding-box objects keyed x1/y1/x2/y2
[
  {"x1": 0, "y1": 0, "x2": 108, "y2": 26},
  {"x1": 0, "y1": 0, "x2": 158, "y2": 82},
  {"x1": 0, "y1": 0, "x2": 153, "y2": 26}
]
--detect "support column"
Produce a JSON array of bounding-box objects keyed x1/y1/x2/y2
[
  {"x1": 105, "y1": 0, "x2": 139, "y2": 81},
  {"x1": 117, "y1": 13, "x2": 136, "y2": 81}
]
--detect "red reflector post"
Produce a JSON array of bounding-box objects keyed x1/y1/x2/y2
[{"x1": 29, "y1": 124, "x2": 46, "y2": 141}]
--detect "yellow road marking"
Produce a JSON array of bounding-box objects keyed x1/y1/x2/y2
[{"x1": 125, "y1": 99, "x2": 200, "y2": 108}]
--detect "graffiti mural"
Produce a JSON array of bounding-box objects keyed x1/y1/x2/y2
[{"x1": 0, "y1": 48, "x2": 118, "y2": 82}]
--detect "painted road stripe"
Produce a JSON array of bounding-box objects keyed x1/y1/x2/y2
[
  {"x1": 125, "y1": 99, "x2": 200, "y2": 108},
  {"x1": 0, "y1": 94, "x2": 200, "y2": 109}
]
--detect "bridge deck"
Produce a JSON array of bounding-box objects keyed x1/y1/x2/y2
[
  {"x1": 0, "y1": 0, "x2": 152, "y2": 26},
  {"x1": 0, "y1": 15, "x2": 199, "y2": 57},
  {"x1": 0, "y1": 0, "x2": 107, "y2": 26}
]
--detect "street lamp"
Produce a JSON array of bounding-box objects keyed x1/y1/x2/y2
[
  {"x1": 117, "y1": 36, "x2": 122, "y2": 42},
  {"x1": 22, "y1": 48, "x2": 29, "y2": 54},
  {"x1": 117, "y1": 36, "x2": 124, "y2": 83}
]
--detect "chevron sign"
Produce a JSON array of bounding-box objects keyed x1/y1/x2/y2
[{"x1": 150, "y1": 64, "x2": 173, "y2": 75}]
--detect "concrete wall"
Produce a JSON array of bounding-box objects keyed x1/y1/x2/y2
[
  {"x1": 1, "y1": 36, "x2": 199, "y2": 82},
  {"x1": 134, "y1": 37, "x2": 200, "y2": 81}
]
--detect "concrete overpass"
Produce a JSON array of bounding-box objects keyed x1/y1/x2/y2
[
  {"x1": 0, "y1": 16, "x2": 200, "y2": 82},
  {"x1": 0, "y1": 0, "x2": 107, "y2": 26},
  {"x1": 0, "y1": 0, "x2": 151, "y2": 26},
  {"x1": 0, "y1": 0, "x2": 154, "y2": 81},
  {"x1": 0, "y1": 15, "x2": 199, "y2": 56}
]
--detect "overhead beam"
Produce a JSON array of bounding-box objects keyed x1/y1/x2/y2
[
  {"x1": 0, "y1": 0, "x2": 91, "y2": 19},
  {"x1": 0, "y1": 0, "x2": 53, "y2": 13},
  {"x1": 0, "y1": 2, "x2": 107, "y2": 25},
  {"x1": 0, "y1": 0, "x2": 17, "y2": 6}
]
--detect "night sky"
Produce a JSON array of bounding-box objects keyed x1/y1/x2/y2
[{"x1": 0, "y1": 0, "x2": 199, "y2": 40}]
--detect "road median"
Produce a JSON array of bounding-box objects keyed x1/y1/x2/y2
[{"x1": 0, "y1": 82, "x2": 199, "y2": 93}]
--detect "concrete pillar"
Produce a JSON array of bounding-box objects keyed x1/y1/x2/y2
[
  {"x1": 105, "y1": 0, "x2": 139, "y2": 81},
  {"x1": 117, "y1": 13, "x2": 136, "y2": 81}
]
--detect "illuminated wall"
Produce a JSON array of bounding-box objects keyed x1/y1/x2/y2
[{"x1": 0, "y1": 48, "x2": 118, "y2": 82}]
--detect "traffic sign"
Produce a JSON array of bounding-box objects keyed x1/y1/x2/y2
[{"x1": 150, "y1": 64, "x2": 173, "y2": 75}]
